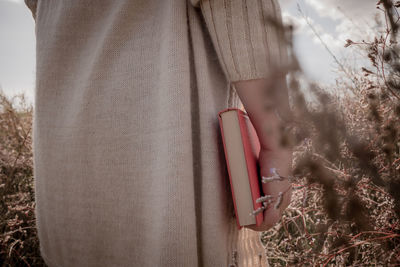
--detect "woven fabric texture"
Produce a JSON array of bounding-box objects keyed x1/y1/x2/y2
[{"x1": 25, "y1": 0, "x2": 287, "y2": 266}]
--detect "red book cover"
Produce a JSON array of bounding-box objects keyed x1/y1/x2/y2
[{"x1": 218, "y1": 107, "x2": 263, "y2": 230}]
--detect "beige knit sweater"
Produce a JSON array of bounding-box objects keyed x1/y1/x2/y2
[{"x1": 24, "y1": 0, "x2": 288, "y2": 266}]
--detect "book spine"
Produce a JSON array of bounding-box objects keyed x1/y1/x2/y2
[{"x1": 237, "y1": 110, "x2": 264, "y2": 227}]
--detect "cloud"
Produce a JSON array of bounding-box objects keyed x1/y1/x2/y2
[
  {"x1": 282, "y1": 11, "x2": 306, "y2": 32},
  {"x1": 282, "y1": 0, "x2": 384, "y2": 57},
  {"x1": 279, "y1": 0, "x2": 383, "y2": 84},
  {"x1": 303, "y1": 0, "x2": 345, "y2": 21},
  {"x1": 304, "y1": 0, "x2": 380, "y2": 41},
  {"x1": 282, "y1": 10, "x2": 343, "y2": 55},
  {"x1": 304, "y1": 0, "x2": 377, "y2": 20},
  {"x1": 3, "y1": 0, "x2": 24, "y2": 4}
]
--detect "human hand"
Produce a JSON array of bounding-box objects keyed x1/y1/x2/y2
[
  {"x1": 233, "y1": 77, "x2": 294, "y2": 232},
  {"x1": 244, "y1": 147, "x2": 293, "y2": 232}
]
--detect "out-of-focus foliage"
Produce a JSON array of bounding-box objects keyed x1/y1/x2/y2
[
  {"x1": 260, "y1": 0, "x2": 400, "y2": 266},
  {"x1": 0, "y1": 91, "x2": 46, "y2": 266}
]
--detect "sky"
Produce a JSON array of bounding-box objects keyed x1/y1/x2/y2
[
  {"x1": 281, "y1": 0, "x2": 379, "y2": 82},
  {"x1": 0, "y1": 0, "x2": 381, "y2": 108}
]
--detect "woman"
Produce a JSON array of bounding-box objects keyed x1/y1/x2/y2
[{"x1": 24, "y1": 0, "x2": 293, "y2": 266}]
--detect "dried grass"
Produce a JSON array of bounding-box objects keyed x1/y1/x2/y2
[
  {"x1": 1, "y1": 1, "x2": 400, "y2": 266},
  {"x1": 259, "y1": 0, "x2": 400, "y2": 266}
]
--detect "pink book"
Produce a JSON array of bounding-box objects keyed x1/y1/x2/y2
[{"x1": 218, "y1": 107, "x2": 263, "y2": 229}]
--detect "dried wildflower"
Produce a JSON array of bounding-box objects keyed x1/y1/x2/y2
[
  {"x1": 262, "y1": 167, "x2": 296, "y2": 183},
  {"x1": 3, "y1": 1, "x2": 400, "y2": 266},
  {"x1": 261, "y1": 167, "x2": 283, "y2": 183},
  {"x1": 250, "y1": 206, "x2": 266, "y2": 216},
  {"x1": 344, "y1": 39, "x2": 354, "y2": 47},
  {"x1": 274, "y1": 192, "x2": 284, "y2": 210},
  {"x1": 258, "y1": 1, "x2": 400, "y2": 265},
  {"x1": 361, "y1": 67, "x2": 374, "y2": 76},
  {"x1": 256, "y1": 195, "x2": 273, "y2": 203}
]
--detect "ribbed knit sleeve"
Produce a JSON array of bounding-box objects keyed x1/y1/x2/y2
[{"x1": 191, "y1": 0, "x2": 289, "y2": 83}]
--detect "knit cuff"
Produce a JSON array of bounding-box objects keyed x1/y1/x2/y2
[{"x1": 197, "y1": 0, "x2": 289, "y2": 83}]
